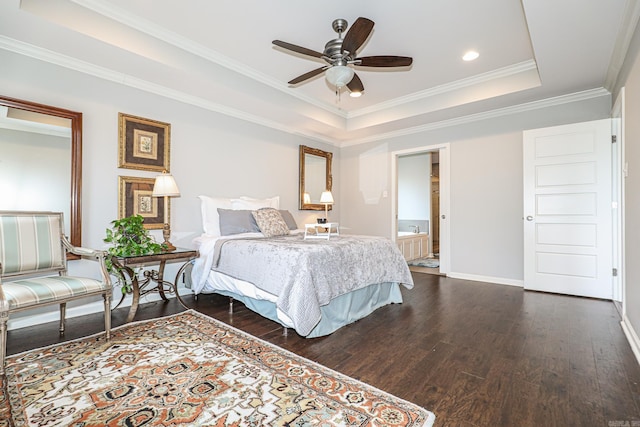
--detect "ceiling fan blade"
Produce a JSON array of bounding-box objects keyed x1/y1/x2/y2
[
  {"x1": 356, "y1": 56, "x2": 413, "y2": 67},
  {"x1": 341, "y1": 17, "x2": 374, "y2": 55},
  {"x1": 347, "y1": 73, "x2": 364, "y2": 93},
  {"x1": 288, "y1": 67, "x2": 328, "y2": 85},
  {"x1": 272, "y1": 40, "x2": 324, "y2": 59}
]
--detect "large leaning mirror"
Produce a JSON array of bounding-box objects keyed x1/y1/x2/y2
[
  {"x1": 299, "y1": 145, "x2": 333, "y2": 210},
  {"x1": 0, "y1": 95, "x2": 82, "y2": 256}
]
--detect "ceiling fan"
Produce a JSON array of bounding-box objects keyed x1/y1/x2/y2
[{"x1": 272, "y1": 17, "x2": 413, "y2": 97}]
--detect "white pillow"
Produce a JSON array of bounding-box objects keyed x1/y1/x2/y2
[
  {"x1": 231, "y1": 195, "x2": 280, "y2": 211},
  {"x1": 198, "y1": 195, "x2": 232, "y2": 236}
]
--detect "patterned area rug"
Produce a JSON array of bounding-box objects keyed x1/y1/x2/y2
[
  {"x1": 1, "y1": 310, "x2": 435, "y2": 426},
  {"x1": 407, "y1": 258, "x2": 440, "y2": 268}
]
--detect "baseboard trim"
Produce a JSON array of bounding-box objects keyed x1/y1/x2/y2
[
  {"x1": 447, "y1": 272, "x2": 524, "y2": 288},
  {"x1": 7, "y1": 288, "x2": 194, "y2": 331},
  {"x1": 621, "y1": 314, "x2": 640, "y2": 366}
]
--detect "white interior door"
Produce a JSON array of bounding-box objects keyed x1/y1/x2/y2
[{"x1": 523, "y1": 119, "x2": 612, "y2": 299}]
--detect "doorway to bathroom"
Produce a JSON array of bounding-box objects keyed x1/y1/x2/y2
[{"x1": 391, "y1": 144, "x2": 450, "y2": 276}]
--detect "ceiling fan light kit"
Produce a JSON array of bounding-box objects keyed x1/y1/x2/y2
[
  {"x1": 272, "y1": 17, "x2": 412, "y2": 100},
  {"x1": 325, "y1": 65, "x2": 354, "y2": 87}
]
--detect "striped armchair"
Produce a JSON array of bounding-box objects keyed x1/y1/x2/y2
[{"x1": 0, "y1": 211, "x2": 112, "y2": 375}]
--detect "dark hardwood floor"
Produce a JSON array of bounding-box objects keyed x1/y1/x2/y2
[{"x1": 6, "y1": 273, "x2": 640, "y2": 426}]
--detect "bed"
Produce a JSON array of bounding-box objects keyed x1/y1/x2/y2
[{"x1": 190, "y1": 195, "x2": 413, "y2": 338}]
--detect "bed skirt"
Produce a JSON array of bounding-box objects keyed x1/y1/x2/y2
[{"x1": 212, "y1": 282, "x2": 403, "y2": 338}]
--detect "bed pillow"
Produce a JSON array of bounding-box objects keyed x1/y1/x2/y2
[
  {"x1": 217, "y1": 209, "x2": 260, "y2": 235},
  {"x1": 279, "y1": 210, "x2": 298, "y2": 230},
  {"x1": 232, "y1": 195, "x2": 280, "y2": 210},
  {"x1": 198, "y1": 195, "x2": 233, "y2": 236},
  {"x1": 252, "y1": 208, "x2": 290, "y2": 237}
]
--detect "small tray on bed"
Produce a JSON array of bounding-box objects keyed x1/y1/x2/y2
[{"x1": 304, "y1": 223, "x2": 340, "y2": 239}]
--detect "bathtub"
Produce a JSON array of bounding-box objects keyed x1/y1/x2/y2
[
  {"x1": 398, "y1": 231, "x2": 428, "y2": 237},
  {"x1": 396, "y1": 232, "x2": 429, "y2": 261}
]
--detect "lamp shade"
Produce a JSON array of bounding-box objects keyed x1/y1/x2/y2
[
  {"x1": 320, "y1": 191, "x2": 334, "y2": 204},
  {"x1": 152, "y1": 172, "x2": 180, "y2": 197},
  {"x1": 325, "y1": 66, "x2": 354, "y2": 88},
  {"x1": 303, "y1": 192, "x2": 311, "y2": 204}
]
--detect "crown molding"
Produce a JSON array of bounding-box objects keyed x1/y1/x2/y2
[
  {"x1": 604, "y1": 0, "x2": 640, "y2": 91},
  {"x1": 347, "y1": 60, "x2": 539, "y2": 119},
  {"x1": 0, "y1": 106, "x2": 71, "y2": 137},
  {"x1": 0, "y1": 35, "x2": 340, "y2": 146},
  {"x1": 69, "y1": 0, "x2": 347, "y2": 119},
  {"x1": 0, "y1": 34, "x2": 609, "y2": 150},
  {"x1": 341, "y1": 87, "x2": 611, "y2": 147},
  {"x1": 69, "y1": 0, "x2": 542, "y2": 124}
]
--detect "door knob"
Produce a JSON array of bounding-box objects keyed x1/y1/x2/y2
[
  {"x1": 441, "y1": 214, "x2": 446, "y2": 219},
  {"x1": 526, "y1": 216, "x2": 534, "y2": 221}
]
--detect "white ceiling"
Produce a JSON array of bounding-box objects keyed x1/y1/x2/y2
[{"x1": 1, "y1": 0, "x2": 638, "y2": 146}]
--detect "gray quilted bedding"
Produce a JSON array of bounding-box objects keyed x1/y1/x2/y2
[{"x1": 209, "y1": 233, "x2": 413, "y2": 336}]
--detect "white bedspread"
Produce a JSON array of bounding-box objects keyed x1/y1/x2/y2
[{"x1": 192, "y1": 232, "x2": 413, "y2": 336}]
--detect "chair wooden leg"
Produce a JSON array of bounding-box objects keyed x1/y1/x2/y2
[
  {"x1": 0, "y1": 313, "x2": 8, "y2": 376},
  {"x1": 59, "y1": 303, "x2": 66, "y2": 335},
  {"x1": 104, "y1": 294, "x2": 111, "y2": 341}
]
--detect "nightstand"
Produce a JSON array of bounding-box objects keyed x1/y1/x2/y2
[
  {"x1": 304, "y1": 222, "x2": 340, "y2": 239},
  {"x1": 110, "y1": 248, "x2": 198, "y2": 322}
]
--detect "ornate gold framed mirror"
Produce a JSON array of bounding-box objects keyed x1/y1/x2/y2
[
  {"x1": 299, "y1": 145, "x2": 333, "y2": 210},
  {"x1": 0, "y1": 95, "x2": 83, "y2": 255}
]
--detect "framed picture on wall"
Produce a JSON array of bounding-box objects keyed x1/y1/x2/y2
[
  {"x1": 118, "y1": 113, "x2": 170, "y2": 172},
  {"x1": 118, "y1": 176, "x2": 166, "y2": 229}
]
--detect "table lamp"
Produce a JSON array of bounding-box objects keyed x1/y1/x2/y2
[
  {"x1": 152, "y1": 171, "x2": 180, "y2": 251},
  {"x1": 320, "y1": 190, "x2": 334, "y2": 222}
]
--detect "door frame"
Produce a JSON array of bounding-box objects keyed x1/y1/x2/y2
[
  {"x1": 391, "y1": 143, "x2": 451, "y2": 275},
  {"x1": 612, "y1": 88, "x2": 626, "y2": 307}
]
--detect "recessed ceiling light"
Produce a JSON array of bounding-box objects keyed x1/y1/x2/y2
[{"x1": 462, "y1": 51, "x2": 479, "y2": 61}]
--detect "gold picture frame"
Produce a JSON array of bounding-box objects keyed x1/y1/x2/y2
[
  {"x1": 118, "y1": 176, "x2": 167, "y2": 230},
  {"x1": 118, "y1": 113, "x2": 170, "y2": 172}
]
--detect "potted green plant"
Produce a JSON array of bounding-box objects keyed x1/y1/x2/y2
[{"x1": 104, "y1": 215, "x2": 167, "y2": 294}]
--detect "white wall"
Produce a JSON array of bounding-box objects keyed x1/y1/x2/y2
[
  {"x1": 398, "y1": 153, "x2": 431, "y2": 222},
  {"x1": 449, "y1": 133, "x2": 523, "y2": 282},
  {"x1": 613, "y1": 19, "x2": 640, "y2": 361}
]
